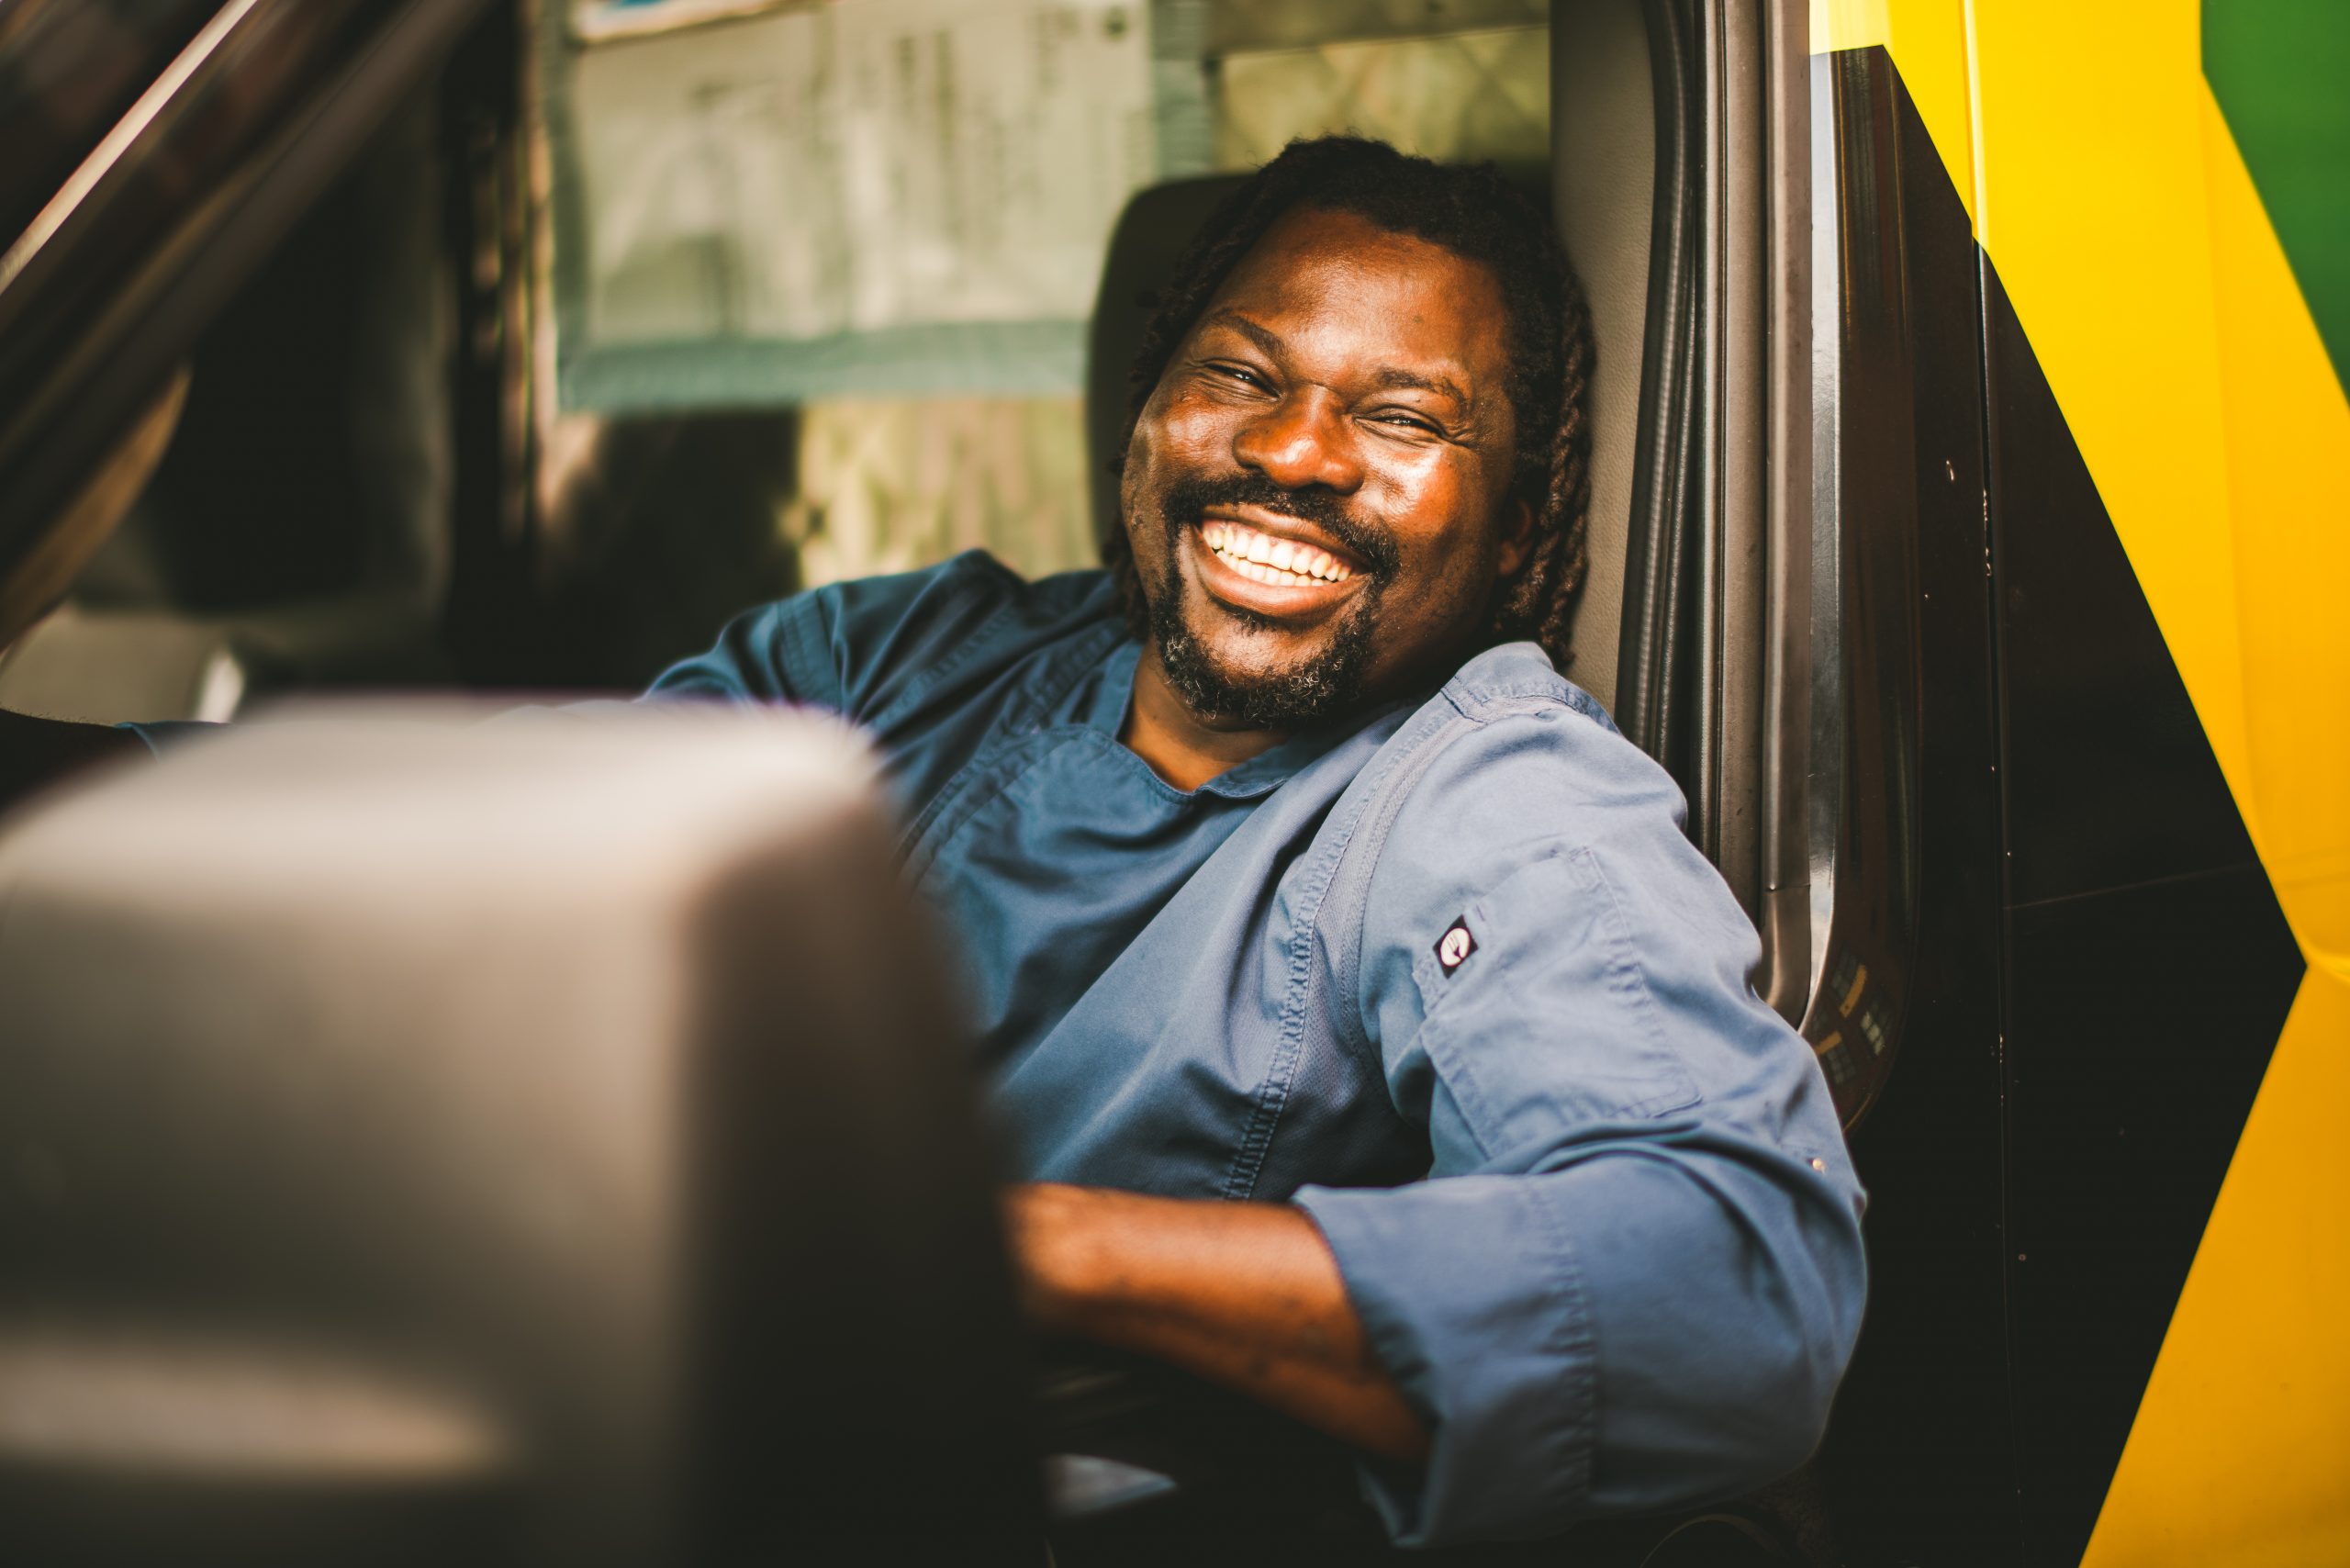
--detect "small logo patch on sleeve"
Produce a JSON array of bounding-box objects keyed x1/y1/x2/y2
[{"x1": 1435, "y1": 917, "x2": 1477, "y2": 974}]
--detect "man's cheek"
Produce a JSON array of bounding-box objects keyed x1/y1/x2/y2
[{"x1": 1149, "y1": 398, "x2": 1240, "y2": 468}]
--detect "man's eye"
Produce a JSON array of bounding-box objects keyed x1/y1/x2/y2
[
  {"x1": 1371, "y1": 412, "x2": 1438, "y2": 436},
  {"x1": 1209, "y1": 363, "x2": 1270, "y2": 390}
]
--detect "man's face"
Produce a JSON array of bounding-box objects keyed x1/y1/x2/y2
[{"x1": 1120, "y1": 206, "x2": 1529, "y2": 731}]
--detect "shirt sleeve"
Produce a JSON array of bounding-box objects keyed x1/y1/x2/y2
[{"x1": 1289, "y1": 697, "x2": 1867, "y2": 1547}]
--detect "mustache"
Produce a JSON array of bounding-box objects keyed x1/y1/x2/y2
[{"x1": 1159, "y1": 474, "x2": 1401, "y2": 577}]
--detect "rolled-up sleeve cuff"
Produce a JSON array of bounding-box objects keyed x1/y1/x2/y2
[{"x1": 1292, "y1": 1175, "x2": 1596, "y2": 1547}]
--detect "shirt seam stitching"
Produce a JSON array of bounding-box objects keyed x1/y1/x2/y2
[
  {"x1": 1330, "y1": 745, "x2": 1469, "y2": 1071},
  {"x1": 1565, "y1": 845, "x2": 1705, "y2": 1117},
  {"x1": 891, "y1": 620, "x2": 1125, "y2": 870},
  {"x1": 1516, "y1": 1177, "x2": 1601, "y2": 1515},
  {"x1": 862, "y1": 555, "x2": 1050, "y2": 731},
  {"x1": 1220, "y1": 703, "x2": 1466, "y2": 1200},
  {"x1": 897, "y1": 731, "x2": 1065, "y2": 884},
  {"x1": 866, "y1": 595, "x2": 1024, "y2": 731},
  {"x1": 785, "y1": 594, "x2": 842, "y2": 709},
  {"x1": 1324, "y1": 704, "x2": 1492, "y2": 1073}
]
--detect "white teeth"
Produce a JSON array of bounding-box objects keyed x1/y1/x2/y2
[{"x1": 1201, "y1": 520, "x2": 1353, "y2": 584}]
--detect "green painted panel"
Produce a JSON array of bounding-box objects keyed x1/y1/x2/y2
[
  {"x1": 2204, "y1": 0, "x2": 2350, "y2": 391},
  {"x1": 558, "y1": 322, "x2": 1088, "y2": 413}
]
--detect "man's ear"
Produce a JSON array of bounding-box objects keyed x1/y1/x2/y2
[{"x1": 1494, "y1": 496, "x2": 1536, "y2": 578}]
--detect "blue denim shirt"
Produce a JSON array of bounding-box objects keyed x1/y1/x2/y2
[{"x1": 648, "y1": 552, "x2": 1867, "y2": 1548}]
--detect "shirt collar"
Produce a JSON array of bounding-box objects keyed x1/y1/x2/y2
[{"x1": 1083, "y1": 637, "x2": 1415, "y2": 801}]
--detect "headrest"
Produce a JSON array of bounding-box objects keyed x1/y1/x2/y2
[{"x1": 1084, "y1": 176, "x2": 1249, "y2": 547}]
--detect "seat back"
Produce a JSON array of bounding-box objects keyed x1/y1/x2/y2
[
  {"x1": 0, "y1": 706, "x2": 1040, "y2": 1564},
  {"x1": 1085, "y1": 175, "x2": 1250, "y2": 552}
]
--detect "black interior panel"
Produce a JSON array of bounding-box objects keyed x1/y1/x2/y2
[{"x1": 1812, "y1": 50, "x2": 2016, "y2": 1566}]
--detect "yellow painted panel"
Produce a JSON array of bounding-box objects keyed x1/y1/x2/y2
[
  {"x1": 2080, "y1": 970, "x2": 2350, "y2": 1566},
  {"x1": 1942, "y1": 5, "x2": 2350, "y2": 1559},
  {"x1": 1964, "y1": 0, "x2": 2253, "y2": 816},
  {"x1": 2200, "y1": 85, "x2": 2350, "y2": 974},
  {"x1": 1959, "y1": 7, "x2": 2350, "y2": 971},
  {"x1": 1810, "y1": 0, "x2": 1978, "y2": 226}
]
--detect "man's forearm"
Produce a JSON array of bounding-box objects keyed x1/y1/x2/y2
[{"x1": 1003, "y1": 1182, "x2": 1428, "y2": 1463}]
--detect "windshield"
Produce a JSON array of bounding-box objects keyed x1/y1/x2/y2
[{"x1": 0, "y1": 0, "x2": 218, "y2": 252}]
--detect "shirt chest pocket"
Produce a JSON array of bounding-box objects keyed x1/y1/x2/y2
[{"x1": 1407, "y1": 846, "x2": 1703, "y2": 1156}]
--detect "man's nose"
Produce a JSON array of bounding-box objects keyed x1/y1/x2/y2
[{"x1": 1231, "y1": 390, "x2": 1363, "y2": 493}]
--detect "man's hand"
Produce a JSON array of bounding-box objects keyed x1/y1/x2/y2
[
  {"x1": 0, "y1": 709, "x2": 146, "y2": 816},
  {"x1": 1002, "y1": 1182, "x2": 1429, "y2": 1464}
]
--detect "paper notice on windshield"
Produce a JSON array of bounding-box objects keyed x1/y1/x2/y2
[{"x1": 569, "y1": 0, "x2": 1158, "y2": 348}]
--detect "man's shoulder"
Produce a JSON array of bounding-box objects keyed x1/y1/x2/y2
[
  {"x1": 822, "y1": 551, "x2": 1123, "y2": 716},
  {"x1": 815, "y1": 550, "x2": 1119, "y2": 642},
  {"x1": 1367, "y1": 640, "x2": 1688, "y2": 858},
  {"x1": 651, "y1": 550, "x2": 1122, "y2": 716},
  {"x1": 1434, "y1": 641, "x2": 1619, "y2": 734},
  {"x1": 1352, "y1": 641, "x2": 1727, "y2": 992},
  {"x1": 803, "y1": 551, "x2": 1125, "y2": 728}
]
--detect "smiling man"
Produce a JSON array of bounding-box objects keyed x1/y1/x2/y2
[
  {"x1": 1116, "y1": 206, "x2": 1532, "y2": 786},
  {"x1": 0, "y1": 136, "x2": 1865, "y2": 1551},
  {"x1": 643, "y1": 137, "x2": 1867, "y2": 1549}
]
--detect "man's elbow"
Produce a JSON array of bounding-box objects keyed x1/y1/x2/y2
[
  {"x1": 1643, "y1": 1184, "x2": 1864, "y2": 1504},
  {"x1": 1753, "y1": 1329, "x2": 1846, "y2": 1484},
  {"x1": 1647, "y1": 1313, "x2": 1846, "y2": 1513},
  {"x1": 1728, "y1": 1247, "x2": 1863, "y2": 1491}
]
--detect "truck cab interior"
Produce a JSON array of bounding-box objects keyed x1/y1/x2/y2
[{"x1": 0, "y1": 1, "x2": 2123, "y2": 1563}]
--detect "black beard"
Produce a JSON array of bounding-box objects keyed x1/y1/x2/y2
[{"x1": 1143, "y1": 475, "x2": 1396, "y2": 731}]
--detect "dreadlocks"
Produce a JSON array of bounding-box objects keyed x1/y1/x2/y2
[{"x1": 1102, "y1": 135, "x2": 1596, "y2": 673}]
